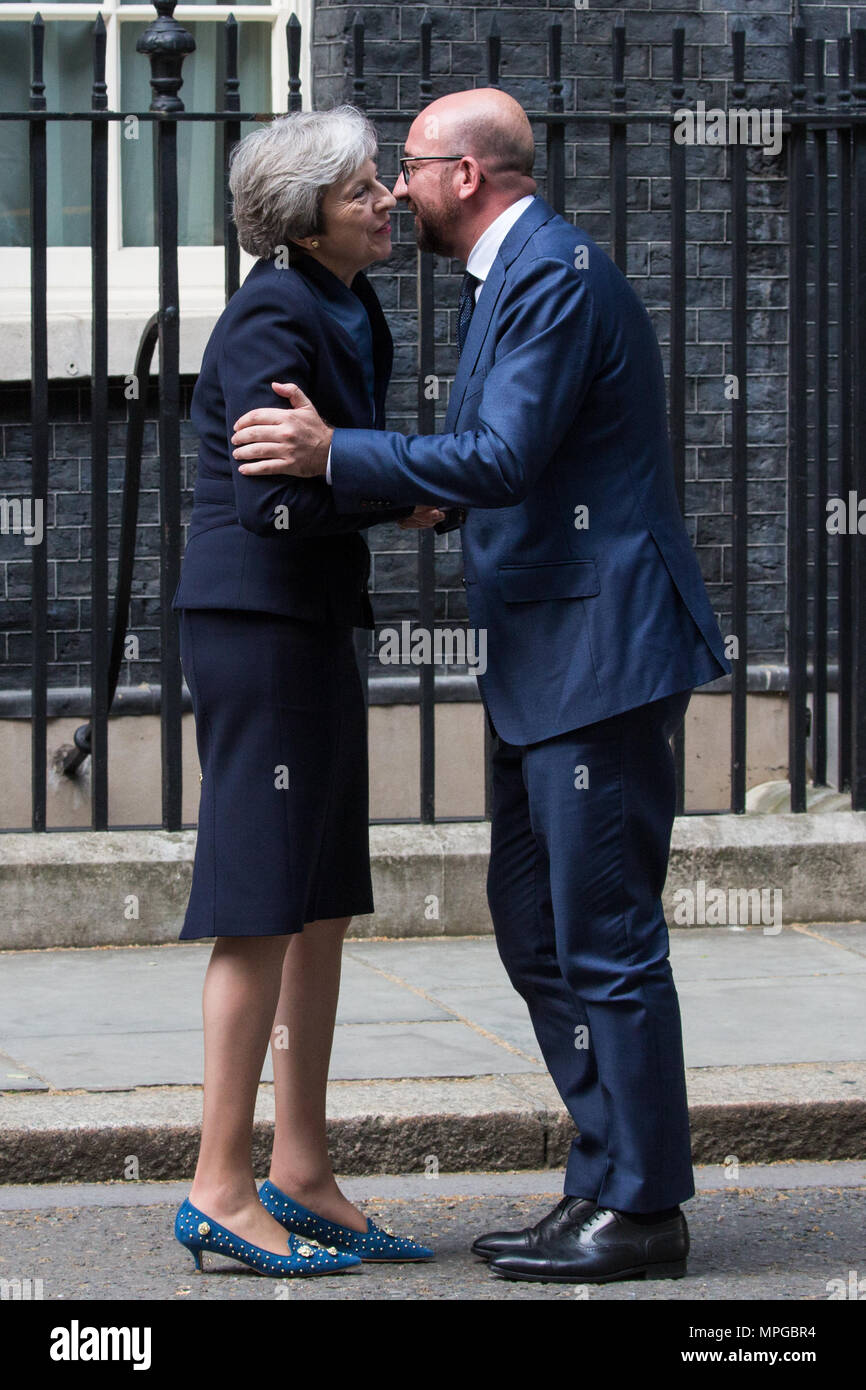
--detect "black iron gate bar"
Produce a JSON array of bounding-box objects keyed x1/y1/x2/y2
[
  {"x1": 12, "y1": 7, "x2": 866, "y2": 832},
  {"x1": 811, "y1": 35, "x2": 830, "y2": 797},
  {"x1": 850, "y1": 31, "x2": 866, "y2": 820}
]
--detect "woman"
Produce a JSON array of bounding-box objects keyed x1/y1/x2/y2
[{"x1": 171, "y1": 106, "x2": 440, "y2": 1278}]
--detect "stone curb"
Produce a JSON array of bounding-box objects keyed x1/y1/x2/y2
[
  {"x1": 3, "y1": 1103, "x2": 864, "y2": 1185},
  {"x1": 2, "y1": 813, "x2": 866, "y2": 947},
  {"x1": 2, "y1": 1066, "x2": 864, "y2": 1182}
]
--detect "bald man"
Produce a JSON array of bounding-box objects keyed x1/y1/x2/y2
[{"x1": 232, "y1": 89, "x2": 731, "y2": 1285}]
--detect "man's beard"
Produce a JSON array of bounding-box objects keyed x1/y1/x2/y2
[{"x1": 410, "y1": 185, "x2": 460, "y2": 257}]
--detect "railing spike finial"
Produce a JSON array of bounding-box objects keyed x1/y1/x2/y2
[
  {"x1": 92, "y1": 12, "x2": 108, "y2": 111},
  {"x1": 487, "y1": 17, "x2": 501, "y2": 88},
  {"x1": 732, "y1": 19, "x2": 745, "y2": 102},
  {"x1": 790, "y1": 12, "x2": 807, "y2": 109},
  {"x1": 351, "y1": 10, "x2": 366, "y2": 109},
  {"x1": 420, "y1": 9, "x2": 432, "y2": 97},
  {"x1": 670, "y1": 20, "x2": 684, "y2": 104},
  {"x1": 547, "y1": 15, "x2": 563, "y2": 115},
  {"x1": 612, "y1": 17, "x2": 626, "y2": 109},
  {"x1": 224, "y1": 14, "x2": 239, "y2": 112},
  {"x1": 838, "y1": 34, "x2": 851, "y2": 106},
  {"x1": 286, "y1": 13, "x2": 301, "y2": 111},
  {"x1": 136, "y1": 0, "x2": 195, "y2": 114},
  {"x1": 30, "y1": 13, "x2": 46, "y2": 112}
]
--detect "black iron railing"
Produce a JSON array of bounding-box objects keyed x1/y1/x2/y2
[{"x1": 4, "y1": 5, "x2": 866, "y2": 828}]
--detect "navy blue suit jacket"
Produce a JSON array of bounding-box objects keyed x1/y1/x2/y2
[
  {"x1": 328, "y1": 196, "x2": 731, "y2": 744},
  {"x1": 172, "y1": 248, "x2": 412, "y2": 627}
]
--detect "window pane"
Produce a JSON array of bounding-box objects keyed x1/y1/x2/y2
[
  {"x1": 121, "y1": 20, "x2": 271, "y2": 247},
  {"x1": 0, "y1": 20, "x2": 93, "y2": 246}
]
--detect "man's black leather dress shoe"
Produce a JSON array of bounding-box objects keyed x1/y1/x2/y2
[
  {"x1": 471, "y1": 1196, "x2": 596, "y2": 1260},
  {"x1": 487, "y1": 1206, "x2": 689, "y2": 1283}
]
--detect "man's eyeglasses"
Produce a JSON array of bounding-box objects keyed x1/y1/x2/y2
[{"x1": 400, "y1": 155, "x2": 486, "y2": 185}]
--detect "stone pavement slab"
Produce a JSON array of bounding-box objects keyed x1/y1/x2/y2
[
  {"x1": 0, "y1": 926, "x2": 864, "y2": 1179},
  {"x1": 0, "y1": 926, "x2": 865, "y2": 1091}
]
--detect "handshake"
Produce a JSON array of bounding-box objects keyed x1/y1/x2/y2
[{"x1": 399, "y1": 506, "x2": 466, "y2": 534}]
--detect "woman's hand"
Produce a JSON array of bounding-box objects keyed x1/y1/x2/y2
[{"x1": 398, "y1": 506, "x2": 447, "y2": 529}]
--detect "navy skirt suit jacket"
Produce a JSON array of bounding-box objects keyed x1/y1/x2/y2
[
  {"x1": 171, "y1": 248, "x2": 411, "y2": 938},
  {"x1": 172, "y1": 246, "x2": 412, "y2": 622}
]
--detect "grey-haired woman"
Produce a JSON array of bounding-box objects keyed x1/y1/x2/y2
[{"x1": 171, "y1": 107, "x2": 438, "y2": 1278}]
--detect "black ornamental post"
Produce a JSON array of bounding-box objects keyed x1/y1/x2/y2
[{"x1": 137, "y1": 1, "x2": 195, "y2": 829}]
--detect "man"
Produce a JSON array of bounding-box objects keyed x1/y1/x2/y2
[{"x1": 231, "y1": 89, "x2": 731, "y2": 1284}]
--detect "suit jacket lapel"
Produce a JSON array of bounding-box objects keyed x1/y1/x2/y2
[
  {"x1": 288, "y1": 249, "x2": 390, "y2": 427},
  {"x1": 445, "y1": 258, "x2": 506, "y2": 430},
  {"x1": 445, "y1": 195, "x2": 559, "y2": 431},
  {"x1": 352, "y1": 270, "x2": 393, "y2": 428}
]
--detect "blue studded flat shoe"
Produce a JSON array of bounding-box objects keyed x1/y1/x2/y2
[
  {"x1": 174, "y1": 1198, "x2": 362, "y2": 1277},
  {"x1": 259, "y1": 1180, "x2": 435, "y2": 1262}
]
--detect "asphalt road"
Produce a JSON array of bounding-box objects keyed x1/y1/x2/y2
[{"x1": 2, "y1": 1167, "x2": 864, "y2": 1302}]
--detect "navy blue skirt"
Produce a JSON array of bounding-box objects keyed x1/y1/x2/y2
[{"x1": 177, "y1": 608, "x2": 374, "y2": 937}]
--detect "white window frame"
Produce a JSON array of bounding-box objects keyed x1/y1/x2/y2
[{"x1": 0, "y1": 0, "x2": 312, "y2": 379}]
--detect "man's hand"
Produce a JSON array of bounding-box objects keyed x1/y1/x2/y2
[
  {"x1": 232, "y1": 381, "x2": 332, "y2": 478},
  {"x1": 398, "y1": 506, "x2": 447, "y2": 529}
]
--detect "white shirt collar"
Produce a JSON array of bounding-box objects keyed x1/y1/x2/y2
[{"x1": 465, "y1": 195, "x2": 536, "y2": 298}]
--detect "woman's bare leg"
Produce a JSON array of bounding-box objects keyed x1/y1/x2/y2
[
  {"x1": 188, "y1": 934, "x2": 301, "y2": 1254},
  {"x1": 268, "y1": 917, "x2": 367, "y2": 1232}
]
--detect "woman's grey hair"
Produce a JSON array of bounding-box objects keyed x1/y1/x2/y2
[{"x1": 229, "y1": 106, "x2": 379, "y2": 258}]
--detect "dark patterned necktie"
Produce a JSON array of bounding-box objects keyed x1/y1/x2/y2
[{"x1": 457, "y1": 272, "x2": 480, "y2": 357}]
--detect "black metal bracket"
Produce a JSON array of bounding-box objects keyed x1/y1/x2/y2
[{"x1": 62, "y1": 314, "x2": 160, "y2": 775}]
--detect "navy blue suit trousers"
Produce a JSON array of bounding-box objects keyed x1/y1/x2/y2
[{"x1": 486, "y1": 689, "x2": 694, "y2": 1212}]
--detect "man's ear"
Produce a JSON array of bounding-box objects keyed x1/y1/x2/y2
[{"x1": 456, "y1": 158, "x2": 485, "y2": 199}]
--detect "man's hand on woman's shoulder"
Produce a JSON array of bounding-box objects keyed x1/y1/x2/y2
[{"x1": 232, "y1": 381, "x2": 332, "y2": 478}]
